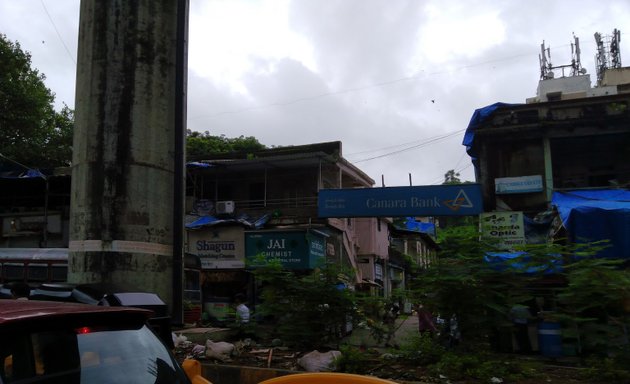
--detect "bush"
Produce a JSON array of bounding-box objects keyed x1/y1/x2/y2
[
  {"x1": 397, "y1": 332, "x2": 445, "y2": 365},
  {"x1": 336, "y1": 345, "x2": 374, "y2": 374},
  {"x1": 251, "y1": 259, "x2": 357, "y2": 349}
]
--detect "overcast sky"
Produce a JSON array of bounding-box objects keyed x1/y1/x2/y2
[{"x1": 1, "y1": 1, "x2": 629, "y2": 186}]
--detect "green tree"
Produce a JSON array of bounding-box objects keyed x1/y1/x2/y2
[
  {"x1": 250, "y1": 259, "x2": 356, "y2": 349},
  {"x1": 443, "y1": 169, "x2": 462, "y2": 185},
  {"x1": 0, "y1": 34, "x2": 73, "y2": 168},
  {"x1": 186, "y1": 130, "x2": 266, "y2": 160}
]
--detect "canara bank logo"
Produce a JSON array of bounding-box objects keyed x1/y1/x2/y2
[{"x1": 443, "y1": 189, "x2": 475, "y2": 211}]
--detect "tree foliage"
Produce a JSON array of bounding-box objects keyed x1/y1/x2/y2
[
  {"x1": 409, "y1": 225, "x2": 630, "y2": 358},
  {"x1": 186, "y1": 130, "x2": 266, "y2": 160},
  {"x1": 250, "y1": 259, "x2": 356, "y2": 349},
  {"x1": 442, "y1": 169, "x2": 462, "y2": 185},
  {"x1": 0, "y1": 34, "x2": 73, "y2": 169}
]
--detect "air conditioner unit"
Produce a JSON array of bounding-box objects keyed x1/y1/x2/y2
[{"x1": 216, "y1": 200, "x2": 235, "y2": 215}]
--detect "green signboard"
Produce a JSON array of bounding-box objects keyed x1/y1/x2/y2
[{"x1": 245, "y1": 231, "x2": 326, "y2": 269}]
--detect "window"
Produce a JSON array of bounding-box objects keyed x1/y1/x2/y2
[
  {"x1": 51, "y1": 265, "x2": 68, "y2": 282},
  {"x1": 0, "y1": 326, "x2": 188, "y2": 384},
  {"x1": 3, "y1": 263, "x2": 24, "y2": 281},
  {"x1": 27, "y1": 264, "x2": 49, "y2": 281}
]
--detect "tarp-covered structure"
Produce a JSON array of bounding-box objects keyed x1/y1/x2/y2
[
  {"x1": 484, "y1": 251, "x2": 562, "y2": 275},
  {"x1": 462, "y1": 102, "x2": 520, "y2": 169},
  {"x1": 552, "y1": 189, "x2": 630, "y2": 259}
]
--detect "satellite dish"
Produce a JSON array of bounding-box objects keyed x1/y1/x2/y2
[
  {"x1": 579, "y1": 68, "x2": 587, "y2": 74},
  {"x1": 548, "y1": 71, "x2": 555, "y2": 79}
]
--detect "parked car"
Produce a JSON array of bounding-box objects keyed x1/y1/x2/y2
[
  {"x1": 0, "y1": 282, "x2": 175, "y2": 349},
  {"x1": 0, "y1": 299, "x2": 209, "y2": 384}
]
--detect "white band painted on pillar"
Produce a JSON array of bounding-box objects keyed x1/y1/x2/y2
[{"x1": 69, "y1": 240, "x2": 173, "y2": 256}]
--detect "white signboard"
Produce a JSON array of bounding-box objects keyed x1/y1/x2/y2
[
  {"x1": 188, "y1": 226, "x2": 245, "y2": 269},
  {"x1": 480, "y1": 211, "x2": 525, "y2": 250},
  {"x1": 495, "y1": 175, "x2": 543, "y2": 194}
]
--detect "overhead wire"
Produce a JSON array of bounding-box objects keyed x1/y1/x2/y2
[
  {"x1": 40, "y1": 0, "x2": 76, "y2": 65},
  {"x1": 351, "y1": 129, "x2": 465, "y2": 163},
  {"x1": 189, "y1": 49, "x2": 540, "y2": 121}
]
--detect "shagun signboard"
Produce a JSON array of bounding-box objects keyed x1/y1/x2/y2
[{"x1": 318, "y1": 184, "x2": 483, "y2": 218}]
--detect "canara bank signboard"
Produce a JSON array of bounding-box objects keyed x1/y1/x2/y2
[{"x1": 318, "y1": 184, "x2": 483, "y2": 217}]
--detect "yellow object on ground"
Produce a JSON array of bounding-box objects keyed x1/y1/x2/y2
[
  {"x1": 260, "y1": 372, "x2": 398, "y2": 384},
  {"x1": 182, "y1": 359, "x2": 212, "y2": 384}
]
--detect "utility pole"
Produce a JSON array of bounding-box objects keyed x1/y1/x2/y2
[{"x1": 69, "y1": 0, "x2": 188, "y2": 323}]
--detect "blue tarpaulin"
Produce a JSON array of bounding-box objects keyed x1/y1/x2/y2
[
  {"x1": 462, "y1": 102, "x2": 520, "y2": 168},
  {"x1": 186, "y1": 162, "x2": 214, "y2": 169},
  {"x1": 484, "y1": 252, "x2": 562, "y2": 274},
  {"x1": 0, "y1": 168, "x2": 47, "y2": 179},
  {"x1": 400, "y1": 217, "x2": 436, "y2": 236},
  {"x1": 186, "y1": 213, "x2": 270, "y2": 230},
  {"x1": 552, "y1": 189, "x2": 630, "y2": 259}
]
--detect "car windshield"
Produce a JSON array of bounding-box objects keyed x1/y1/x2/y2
[{"x1": 1, "y1": 325, "x2": 190, "y2": 384}]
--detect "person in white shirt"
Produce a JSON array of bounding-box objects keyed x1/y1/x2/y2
[{"x1": 234, "y1": 293, "x2": 250, "y2": 323}]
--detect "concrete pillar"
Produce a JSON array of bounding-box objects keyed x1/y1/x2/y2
[{"x1": 69, "y1": 0, "x2": 182, "y2": 308}]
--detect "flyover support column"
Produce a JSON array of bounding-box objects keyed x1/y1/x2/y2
[{"x1": 69, "y1": 0, "x2": 187, "y2": 313}]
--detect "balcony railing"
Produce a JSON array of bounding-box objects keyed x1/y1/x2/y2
[{"x1": 231, "y1": 196, "x2": 319, "y2": 210}]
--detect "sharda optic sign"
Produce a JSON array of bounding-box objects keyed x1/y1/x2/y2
[{"x1": 318, "y1": 184, "x2": 483, "y2": 217}]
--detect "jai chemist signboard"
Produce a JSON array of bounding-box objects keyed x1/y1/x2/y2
[
  {"x1": 245, "y1": 230, "x2": 326, "y2": 269},
  {"x1": 318, "y1": 184, "x2": 483, "y2": 218}
]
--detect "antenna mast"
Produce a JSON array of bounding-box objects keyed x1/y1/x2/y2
[
  {"x1": 539, "y1": 34, "x2": 586, "y2": 80},
  {"x1": 594, "y1": 29, "x2": 622, "y2": 86},
  {"x1": 570, "y1": 33, "x2": 583, "y2": 76},
  {"x1": 539, "y1": 40, "x2": 553, "y2": 80}
]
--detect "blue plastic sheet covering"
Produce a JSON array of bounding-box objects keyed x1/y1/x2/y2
[
  {"x1": 186, "y1": 162, "x2": 213, "y2": 169},
  {"x1": 484, "y1": 252, "x2": 562, "y2": 274},
  {"x1": 0, "y1": 168, "x2": 46, "y2": 179},
  {"x1": 462, "y1": 102, "x2": 520, "y2": 168},
  {"x1": 398, "y1": 217, "x2": 436, "y2": 236},
  {"x1": 186, "y1": 212, "x2": 270, "y2": 230},
  {"x1": 523, "y1": 213, "x2": 554, "y2": 244},
  {"x1": 552, "y1": 189, "x2": 630, "y2": 259}
]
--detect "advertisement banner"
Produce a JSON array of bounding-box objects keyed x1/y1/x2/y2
[
  {"x1": 495, "y1": 175, "x2": 543, "y2": 194},
  {"x1": 480, "y1": 211, "x2": 525, "y2": 250},
  {"x1": 245, "y1": 230, "x2": 326, "y2": 269},
  {"x1": 188, "y1": 226, "x2": 245, "y2": 269},
  {"x1": 318, "y1": 184, "x2": 483, "y2": 218}
]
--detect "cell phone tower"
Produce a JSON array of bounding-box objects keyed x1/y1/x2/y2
[
  {"x1": 539, "y1": 34, "x2": 586, "y2": 80},
  {"x1": 594, "y1": 29, "x2": 622, "y2": 86}
]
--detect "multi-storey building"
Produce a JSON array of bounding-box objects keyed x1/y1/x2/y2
[
  {"x1": 464, "y1": 31, "x2": 630, "y2": 257},
  {"x1": 184, "y1": 141, "x2": 407, "y2": 314}
]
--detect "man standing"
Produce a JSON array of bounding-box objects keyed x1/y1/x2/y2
[{"x1": 234, "y1": 293, "x2": 250, "y2": 324}]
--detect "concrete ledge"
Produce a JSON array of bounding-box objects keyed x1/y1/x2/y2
[{"x1": 201, "y1": 363, "x2": 296, "y2": 384}]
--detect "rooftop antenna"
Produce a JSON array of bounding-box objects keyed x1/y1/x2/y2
[
  {"x1": 570, "y1": 33, "x2": 585, "y2": 76},
  {"x1": 611, "y1": 28, "x2": 622, "y2": 68},
  {"x1": 539, "y1": 40, "x2": 553, "y2": 80},
  {"x1": 594, "y1": 28, "x2": 622, "y2": 86},
  {"x1": 539, "y1": 35, "x2": 586, "y2": 80}
]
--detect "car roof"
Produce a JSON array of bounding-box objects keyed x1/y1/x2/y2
[{"x1": 0, "y1": 299, "x2": 152, "y2": 329}]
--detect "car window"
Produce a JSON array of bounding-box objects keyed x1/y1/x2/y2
[{"x1": 0, "y1": 325, "x2": 189, "y2": 384}]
